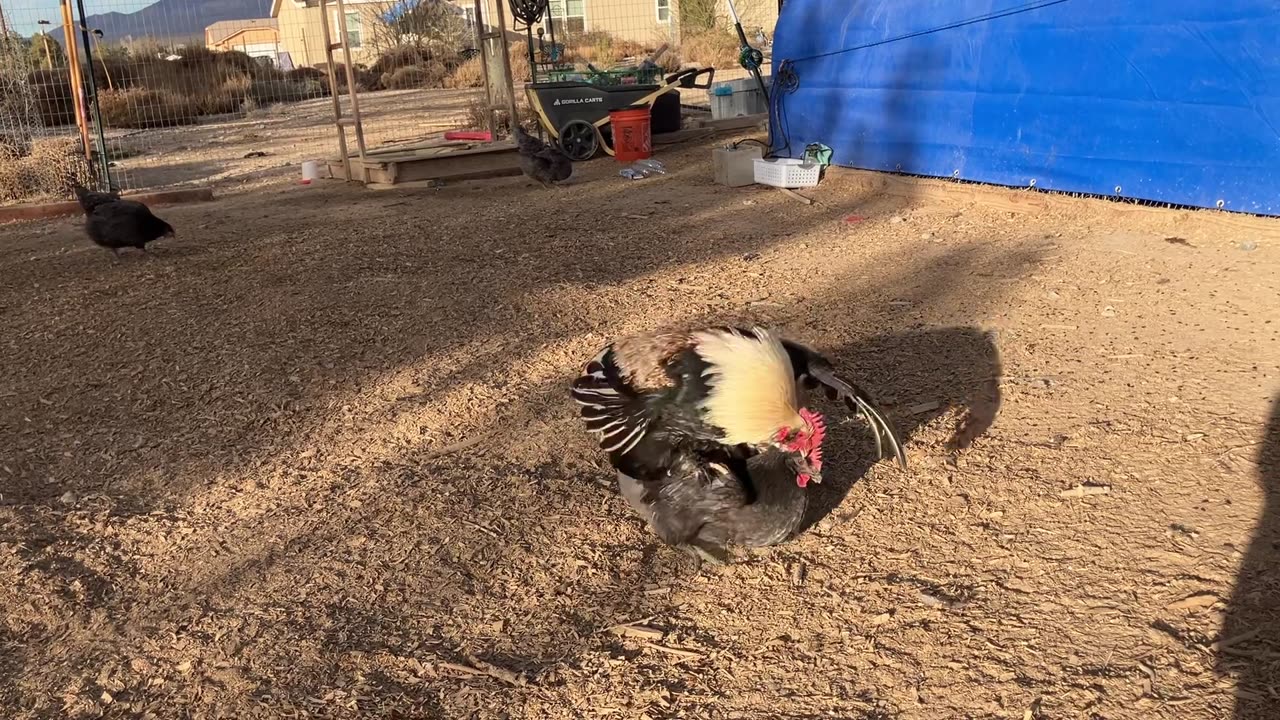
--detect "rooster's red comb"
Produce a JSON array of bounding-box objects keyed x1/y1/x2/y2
[{"x1": 800, "y1": 408, "x2": 826, "y2": 445}]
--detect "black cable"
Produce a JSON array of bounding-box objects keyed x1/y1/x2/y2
[
  {"x1": 768, "y1": 59, "x2": 797, "y2": 158},
  {"x1": 788, "y1": 0, "x2": 1071, "y2": 64}
]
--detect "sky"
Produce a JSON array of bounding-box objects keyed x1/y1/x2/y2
[{"x1": 3, "y1": 0, "x2": 154, "y2": 37}]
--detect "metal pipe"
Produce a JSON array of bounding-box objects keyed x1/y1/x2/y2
[{"x1": 73, "y1": 0, "x2": 111, "y2": 188}]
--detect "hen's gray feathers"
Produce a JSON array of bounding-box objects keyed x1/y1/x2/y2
[
  {"x1": 513, "y1": 126, "x2": 573, "y2": 187},
  {"x1": 76, "y1": 192, "x2": 175, "y2": 254}
]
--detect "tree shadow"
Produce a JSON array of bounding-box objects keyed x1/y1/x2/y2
[
  {"x1": 800, "y1": 325, "x2": 1002, "y2": 532},
  {"x1": 1220, "y1": 392, "x2": 1280, "y2": 718}
]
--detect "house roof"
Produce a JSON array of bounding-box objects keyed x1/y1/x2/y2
[{"x1": 206, "y1": 18, "x2": 279, "y2": 45}]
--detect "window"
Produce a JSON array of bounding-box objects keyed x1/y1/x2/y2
[
  {"x1": 656, "y1": 0, "x2": 670, "y2": 23},
  {"x1": 549, "y1": 0, "x2": 586, "y2": 34},
  {"x1": 344, "y1": 11, "x2": 362, "y2": 48}
]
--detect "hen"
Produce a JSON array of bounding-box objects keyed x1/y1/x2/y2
[
  {"x1": 572, "y1": 326, "x2": 905, "y2": 562},
  {"x1": 617, "y1": 447, "x2": 810, "y2": 563},
  {"x1": 73, "y1": 184, "x2": 175, "y2": 257},
  {"x1": 513, "y1": 126, "x2": 573, "y2": 188}
]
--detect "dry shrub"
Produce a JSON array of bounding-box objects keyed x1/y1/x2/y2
[
  {"x1": 420, "y1": 60, "x2": 450, "y2": 86},
  {"x1": 508, "y1": 42, "x2": 532, "y2": 82},
  {"x1": 97, "y1": 88, "x2": 200, "y2": 128},
  {"x1": 249, "y1": 78, "x2": 322, "y2": 104},
  {"x1": 463, "y1": 94, "x2": 537, "y2": 134},
  {"x1": 383, "y1": 61, "x2": 451, "y2": 90},
  {"x1": 26, "y1": 47, "x2": 325, "y2": 129},
  {"x1": 370, "y1": 45, "x2": 431, "y2": 77},
  {"x1": 384, "y1": 65, "x2": 424, "y2": 90},
  {"x1": 0, "y1": 137, "x2": 93, "y2": 204},
  {"x1": 318, "y1": 62, "x2": 382, "y2": 94},
  {"x1": 568, "y1": 30, "x2": 648, "y2": 64},
  {"x1": 444, "y1": 56, "x2": 485, "y2": 89},
  {"x1": 445, "y1": 47, "x2": 530, "y2": 89},
  {"x1": 287, "y1": 67, "x2": 324, "y2": 84},
  {"x1": 678, "y1": 29, "x2": 740, "y2": 68},
  {"x1": 0, "y1": 135, "x2": 27, "y2": 160},
  {"x1": 29, "y1": 68, "x2": 76, "y2": 127}
]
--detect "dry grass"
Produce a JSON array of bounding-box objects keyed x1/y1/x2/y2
[
  {"x1": 565, "y1": 30, "x2": 649, "y2": 65},
  {"x1": 369, "y1": 45, "x2": 461, "y2": 78},
  {"x1": 461, "y1": 93, "x2": 538, "y2": 134},
  {"x1": 382, "y1": 61, "x2": 451, "y2": 90},
  {"x1": 444, "y1": 45, "x2": 531, "y2": 90},
  {"x1": 679, "y1": 29, "x2": 741, "y2": 68},
  {"x1": 0, "y1": 136, "x2": 93, "y2": 203},
  {"x1": 444, "y1": 56, "x2": 485, "y2": 89},
  {"x1": 27, "y1": 48, "x2": 327, "y2": 128}
]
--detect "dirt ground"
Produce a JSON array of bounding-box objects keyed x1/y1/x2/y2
[{"x1": 1, "y1": 140, "x2": 1277, "y2": 720}]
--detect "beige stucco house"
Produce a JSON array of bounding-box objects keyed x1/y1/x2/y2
[
  {"x1": 270, "y1": 0, "x2": 387, "y2": 68},
  {"x1": 205, "y1": 19, "x2": 281, "y2": 63},
  {"x1": 268, "y1": 0, "x2": 777, "y2": 69}
]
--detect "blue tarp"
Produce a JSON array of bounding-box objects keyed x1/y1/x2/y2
[{"x1": 770, "y1": 0, "x2": 1280, "y2": 214}]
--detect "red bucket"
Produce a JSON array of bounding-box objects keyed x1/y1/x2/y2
[{"x1": 609, "y1": 107, "x2": 652, "y2": 163}]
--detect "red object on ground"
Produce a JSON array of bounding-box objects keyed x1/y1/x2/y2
[
  {"x1": 609, "y1": 107, "x2": 652, "y2": 163},
  {"x1": 445, "y1": 130, "x2": 493, "y2": 141},
  {"x1": 843, "y1": 214, "x2": 867, "y2": 223}
]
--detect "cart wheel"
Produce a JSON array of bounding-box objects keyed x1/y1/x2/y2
[{"x1": 559, "y1": 120, "x2": 599, "y2": 161}]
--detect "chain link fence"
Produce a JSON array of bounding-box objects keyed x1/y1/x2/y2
[{"x1": 0, "y1": 0, "x2": 774, "y2": 205}]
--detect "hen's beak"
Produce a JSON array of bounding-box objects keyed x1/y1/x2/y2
[{"x1": 791, "y1": 456, "x2": 823, "y2": 486}]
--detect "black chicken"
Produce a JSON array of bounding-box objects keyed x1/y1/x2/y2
[
  {"x1": 513, "y1": 126, "x2": 573, "y2": 188},
  {"x1": 617, "y1": 448, "x2": 810, "y2": 563},
  {"x1": 572, "y1": 326, "x2": 906, "y2": 562},
  {"x1": 73, "y1": 184, "x2": 175, "y2": 257}
]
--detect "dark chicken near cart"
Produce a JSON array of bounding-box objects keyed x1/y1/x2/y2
[
  {"x1": 513, "y1": 126, "x2": 573, "y2": 188},
  {"x1": 572, "y1": 326, "x2": 906, "y2": 562}
]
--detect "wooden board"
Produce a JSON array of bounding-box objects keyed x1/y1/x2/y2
[
  {"x1": 689, "y1": 113, "x2": 769, "y2": 131},
  {"x1": 327, "y1": 142, "x2": 521, "y2": 186}
]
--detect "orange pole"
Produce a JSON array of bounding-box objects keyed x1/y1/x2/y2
[{"x1": 60, "y1": 0, "x2": 92, "y2": 163}]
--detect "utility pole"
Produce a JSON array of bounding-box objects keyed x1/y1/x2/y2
[{"x1": 37, "y1": 20, "x2": 53, "y2": 68}]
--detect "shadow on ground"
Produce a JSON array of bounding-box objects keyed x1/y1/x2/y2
[{"x1": 1221, "y1": 392, "x2": 1280, "y2": 718}]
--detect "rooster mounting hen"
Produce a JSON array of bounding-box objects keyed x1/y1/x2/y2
[{"x1": 572, "y1": 326, "x2": 906, "y2": 564}]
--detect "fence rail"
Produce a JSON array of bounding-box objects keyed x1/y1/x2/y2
[{"x1": 0, "y1": 0, "x2": 774, "y2": 205}]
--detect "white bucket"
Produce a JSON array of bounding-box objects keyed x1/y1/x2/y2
[{"x1": 300, "y1": 160, "x2": 320, "y2": 185}]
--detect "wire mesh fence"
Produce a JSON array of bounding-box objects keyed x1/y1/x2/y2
[{"x1": 0, "y1": 0, "x2": 775, "y2": 205}]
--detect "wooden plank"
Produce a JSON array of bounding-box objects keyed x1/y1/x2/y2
[
  {"x1": 365, "y1": 169, "x2": 524, "y2": 190},
  {"x1": 330, "y1": 142, "x2": 522, "y2": 186},
  {"x1": 693, "y1": 113, "x2": 769, "y2": 131},
  {"x1": 390, "y1": 157, "x2": 522, "y2": 184},
  {"x1": 0, "y1": 187, "x2": 215, "y2": 224}
]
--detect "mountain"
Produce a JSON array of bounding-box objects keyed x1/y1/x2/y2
[{"x1": 51, "y1": 0, "x2": 272, "y2": 47}]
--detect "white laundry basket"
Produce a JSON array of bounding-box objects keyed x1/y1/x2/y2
[{"x1": 753, "y1": 158, "x2": 821, "y2": 188}]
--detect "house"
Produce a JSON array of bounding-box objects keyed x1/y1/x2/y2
[
  {"x1": 270, "y1": 0, "x2": 386, "y2": 68},
  {"x1": 453, "y1": 0, "x2": 777, "y2": 52},
  {"x1": 205, "y1": 19, "x2": 281, "y2": 64},
  {"x1": 266, "y1": 0, "x2": 778, "y2": 72}
]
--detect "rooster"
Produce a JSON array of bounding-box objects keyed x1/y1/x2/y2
[
  {"x1": 513, "y1": 125, "x2": 573, "y2": 188},
  {"x1": 572, "y1": 326, "x2": 905, "y2": 561},
  {"x1": 73, "y1": 183, "x2": 175, "y2": 257}
]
